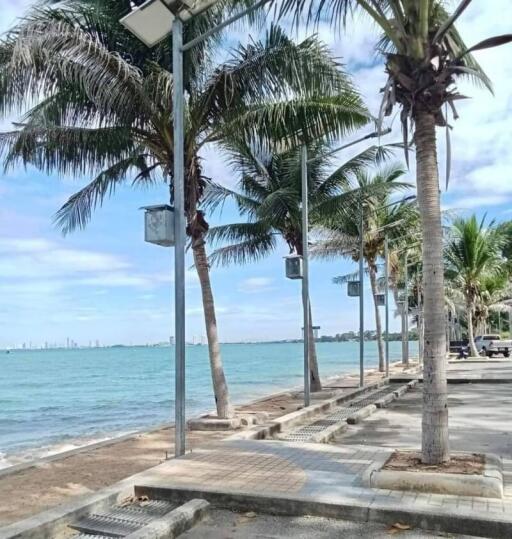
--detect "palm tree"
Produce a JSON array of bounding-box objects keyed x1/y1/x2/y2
[
  {"x1": 314, "y1": 165, "x2": 416, "y2": 372},
  {"x1": 497, "y1": 221, "x2": 512, "y2": 271},
  {"x1": 280, "y1": 0, "x2": 512, "y2": 464},
  {"x1": 0, "y1": 1, "x2": 370, "y2": 418},
  {"x1": 205, "y1": 142, "x2": 389, "y2": 391},
  {"x1": 474, "y1": 274, "x2": 511, "y2": 339},
  {"x1": 445, "y1": 216, "x2": 507, "y2": 357}
]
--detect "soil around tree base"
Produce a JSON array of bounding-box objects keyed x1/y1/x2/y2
[{"x1": 383, "y1": 451, "x2": 485, "y2": 475}]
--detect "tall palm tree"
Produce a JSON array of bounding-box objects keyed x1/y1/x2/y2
[
  {"x1": 0, "y1": 1, "x2": 370, "y2": 418},
  {"x1": 205, "y1": 142, "x2": 389, "y2": 391},
  {"x1": 314, "y1": 165, "x2": 416, "y2": 372},
  {"x1": 474, "y1": 274, "x2": 511, "y2": 339},
  {"x1": 445, "y1": 216, "x2": 507, "y2": 357},
  {"x1": 280, "y1": 0, "x2": 512, "y2": 463}
]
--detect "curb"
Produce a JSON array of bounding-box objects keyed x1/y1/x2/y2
[
  {"x1": 310, "y1": 422, "x2": 348, "y2": 443},
  {"x1": 365, "y1": 452, "x2": 504, "y2": 499},
  {"x1": 133, "y1": 484, "x2": 512, "y2": 539},
  {"x1": 347, "y1": 404, "x2": 377, "y2": 425},
  {"x1": 125, "y1": 499, "x2": 209, "y2": 539}
]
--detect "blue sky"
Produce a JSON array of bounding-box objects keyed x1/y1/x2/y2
[{"x1": 1, "y1": 1, "x2": 511, "y2": 348}]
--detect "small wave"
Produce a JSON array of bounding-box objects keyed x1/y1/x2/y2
[{"x1": 0, "y1": 452, "x2": 13, "y2": 470}]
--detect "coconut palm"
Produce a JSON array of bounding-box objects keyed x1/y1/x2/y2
[
  {"x1": 0, "y1": 1, "x2": 370, "y2": 418},
  {"x1": 280, "y1": 0, "x2": 512, "y2": 464},
  {"x1": 474, "y1": 274, "x2": 511, "y2": 340},
  {"x1": 314, "y1": 165, "x2": 416, "y2": 372},
  {"x1": 445, "y1": 216, "x2": 507, "y2": 357},
  {"x1": 205, "y1": 141, "x2": 391, "y2": 390},
  {"x1": 497, "y1": 221, "x2": 512, "y2": 271}
]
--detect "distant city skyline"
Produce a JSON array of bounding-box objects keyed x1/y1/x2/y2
[{"x1": 1, "y1": 1, "x2": 511, "y2": 348}]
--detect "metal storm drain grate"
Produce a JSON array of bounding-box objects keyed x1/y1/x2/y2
[
  {"x1": 69, "y1": 500, "x2": 175, "y2": 538},
  {"x1": 281, "y1": 385, "x2": 400, "y2": 443}
]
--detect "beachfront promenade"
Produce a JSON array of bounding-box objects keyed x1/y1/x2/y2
[{"x1": 1, "y1": 360, "x2": 512, "y2": 538}]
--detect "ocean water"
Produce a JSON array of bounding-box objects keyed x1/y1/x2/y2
[{"x1": 0, "y1": 341, "x2": 416, "y2": 467}]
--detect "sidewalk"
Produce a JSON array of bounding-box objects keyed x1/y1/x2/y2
[
  {"x1": 130, "y1": 364, "x2": 512, "y2": 538},
  {"x1": 134, "y1": 438, "x2": 512, "y2": 537}
]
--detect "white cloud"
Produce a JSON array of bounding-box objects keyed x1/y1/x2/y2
[
  {"x1": 238, "y1": 277, "x2": 275, "y2": 293},
  {"x1": 443, "y1": 195, "x2": 512, "y2": 211}
]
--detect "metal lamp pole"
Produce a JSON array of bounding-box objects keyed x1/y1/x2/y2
[
  {"x1": 401, "y1": 251, "x2": 409, "y2": 365},
  {"x1": 384, "y1": 236, "x2": 390, "y2": 377},
  {"x1": 122, "y1": 0, "x2": 276, "y2": 459},
  {"x1": 172, "y1": 18, "x2": 186, "y2": 458},
  {"x1": 359, "y1": 198, "x2": 365, "y2": 387},
  {"x1": 301, "y1": 146, "x2": 311, "y2": 407}
]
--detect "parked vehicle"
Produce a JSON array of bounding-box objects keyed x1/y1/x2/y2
[{"x1": 474, "y1": 335, "x2": 512, "y2": 358}]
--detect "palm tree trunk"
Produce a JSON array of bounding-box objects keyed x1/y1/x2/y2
[
  {"x1": 369, "y1": 266, "x2": 385, "y2": 372},
  {"x1": 415, "y1": 110, "x2": 449, "y2": 464},
  {"x1": 467, "y1": 301, "x2": 479, "y2": 357},
  {"x1": 192, "y1": 238, "x2": 235, "y2": 419},
  {"x1": 308, "y1": 302, "x2": 322, "y2": 392}
]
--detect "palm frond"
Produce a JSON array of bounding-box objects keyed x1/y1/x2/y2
[
  {"x1": 54, "y1": 154, "x2": 155, "y2": 234},
  {"x1": 0, "y1": 124, "x2": 137, "y2": 176},
  {"x1": 208, "y1": 234, "x2": 277, "y2": 267}
]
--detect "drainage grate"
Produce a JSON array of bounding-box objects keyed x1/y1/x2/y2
[
  {"x1": 281, "y1": 385, "x2": 401, "y2": 442},
  {"x1": 69, "y1": 500, "x2": 175, "y2": 538}
]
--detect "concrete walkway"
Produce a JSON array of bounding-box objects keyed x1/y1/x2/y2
[
  {"x1": 131, "y1": 363, "x2": 512, "y2": 538},
  {"x1": 134, "y1": 438, "x2": 512, "y2": 537}
]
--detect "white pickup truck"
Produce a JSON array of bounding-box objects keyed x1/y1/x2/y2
[{"x1": 474, "y1": 335, "x2": 512, "y2": 358}]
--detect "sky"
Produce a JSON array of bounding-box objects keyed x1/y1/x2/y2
[{"x1": 0, "y1": 1, "x2": 511, "y2": 348}]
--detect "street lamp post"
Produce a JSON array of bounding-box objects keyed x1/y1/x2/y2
[
  {"x1": 172, "y1": 17, "x2": 186, "y2": 457},
  {"x1": 402, "y1": 251, "x2": 409, "y2": 365},
  {"x1": 121, "y1": 0, "x2": 270, "y2": 458},
  {"x1": 301, "y1": 145, "x2": 311, "y2": 407},
  {"x1": 301, "y1": 128, "x2": 393, "y2": 394},
  {"x1": 384, "y1": 236, "x2": 390, "y2": 377},
  {"x1": 358, "y1": 196, "x2": 365, "y2": 387}
]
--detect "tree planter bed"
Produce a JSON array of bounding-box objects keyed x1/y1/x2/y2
[{"x1": 364, "y1": 451, "x2": 503, "y2": 499}]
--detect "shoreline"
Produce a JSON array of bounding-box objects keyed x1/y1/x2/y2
[
  {"x1": 0, "y1": 360, "x2": 417, "y2": 526},
  {"x1": 0, "y1": 361, "x2": 407, "y2": 478}
]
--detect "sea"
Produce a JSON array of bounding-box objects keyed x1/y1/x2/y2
[{"x1": 0, "y1": 341, "x2": 416, "y2": 469}]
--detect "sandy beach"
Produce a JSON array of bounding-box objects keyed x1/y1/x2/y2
[{"x1": 0, "y1": 362, "x2": 415, "y2": 526}]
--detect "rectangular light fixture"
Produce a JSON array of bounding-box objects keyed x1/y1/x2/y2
[
  {"x1": 120, "y1": 0, "x2": 175, "y2": 48},
  {"x1": 120, "y1": 0, "x2": 221, "y2": 47}
]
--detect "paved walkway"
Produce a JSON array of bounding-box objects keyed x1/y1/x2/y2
[
  {"x1": 135, "y1": 439, "x2": 512, "y2": 537},
  {"x1": 132, "y1": 363, "x2": 512, "y2": 537}
]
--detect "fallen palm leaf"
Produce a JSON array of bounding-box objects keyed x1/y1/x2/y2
[{"x1": 388, "y1": 522, "x2": 412, "y2": 534}]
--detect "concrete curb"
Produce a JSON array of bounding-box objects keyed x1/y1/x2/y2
[
  {"x1": 188, "y1": 417, "x2": 241, "y2": 431},
  {"x1": 310, "y1": 422, "x2": 348, "y2": 443},
  {"x1": 347, "y1": 404, "x2": 377, "y2": 425},
  {"x1": 393, "y1": 385, "x2": 408, "y2": 398},
  {"x1": 133, "y1": 484, "x2": 512, "y2": 539},
  {"x1": 0, "y1": 424, "x2": 172, "y2": 481},
  {"x1": 125, "y1": 499, "x2": 209, "y2": 539},
  {"x1": 366, "y1": 452, "x2": 504, "y2": 499},
  {"x1": 374, "y1": 393, "x2": 396, "y2": 408}
]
